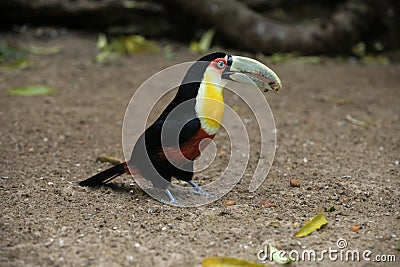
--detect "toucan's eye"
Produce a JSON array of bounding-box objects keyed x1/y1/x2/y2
[{"x1": 217, "y1": 60, "x2": 225, "y2": 69}]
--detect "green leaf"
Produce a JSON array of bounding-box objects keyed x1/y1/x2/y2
[
  {"x1": 28, "y1": 45, "x2": 60, "y2": 55},
  {"x1": 0, "y1": 43, "x2": 27, "y2": 63},
  {"x1": 269, "y1": 245, "x2": 292, "y2": 264},
  {"x1": 294, "y1": 212, "x2": 328, "y2": 238},
  {"x1": 257, "y1": 52, "x2": 321, "y2": 65},
  {"x1": 95, "y1": 46, "x2": 113, "y2": 63},
  {"x1": 202, "y1": 257, "x2": 268, "y2": 267},
  {"x1": 360, "y1": 55, "x2": 390, "y2": 65},
  {"x1": 95, "y1": 34, "x2": 160, "y2": 63},
  {"x1": 7, "y1": 85, "x2": 56, "y2": 96},
  {"x1": 0, "y1": 43, "x2": 29, "y2": 69},
  {"x1": 352, "y1": 42, "x2": 366, "y2": 57},
  {"x1": 1, "y1": 58, "x2": 32, "y2": 69}
]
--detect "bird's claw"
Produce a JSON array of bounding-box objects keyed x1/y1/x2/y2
[
  {"x1": 161, "y1": 198, "x2": 180, "y2": 205},
  {"x1": 187, "y1": 180, "x2": 216, "y2": 199},
  {"x1": 162, "y1": 188, "x2": 180, "y2": 205},
  {"x1": 191, "y1": 188, "x2": 217, "y2": 198}
]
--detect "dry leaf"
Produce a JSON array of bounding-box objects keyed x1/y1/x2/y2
[
  {"x1": 316, "y1": 95, "x2": 353, "y2": 105},
  {"x1": 345, "y1": 115, "x2": 375, "y2": 127}
]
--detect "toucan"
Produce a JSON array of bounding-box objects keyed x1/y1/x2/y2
[{"x1": 79, "y1": 52, "x2": 282, "y2": 204}]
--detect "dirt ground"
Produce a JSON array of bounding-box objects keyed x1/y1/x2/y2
[{"x1": 1, "y1": 31, "x2": 399, "y2": 267}]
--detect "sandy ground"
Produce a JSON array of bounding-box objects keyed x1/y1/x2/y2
[{"x1": 0, "y1": 31, "x2": 399, "y2": 267}]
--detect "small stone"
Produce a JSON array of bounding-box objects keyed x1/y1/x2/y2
[
  {"x1": 290, "y1": 178, "x2": 301, "y2": 187},
  {"x1": 352, "y1": 225, "x2": 360, "y2": 232},
  {"x1": 28, "y1": 147, "x2": 35, "y2": 153},
  {"x1": 259, "y1": 201, "x2": 277, "y2": 208},
  {"x1": 270, "y1": 221, "x2": 281, "y2": 228},
  {"x1": 225, "y1": 200, "x2": 236, "y2": 206}
]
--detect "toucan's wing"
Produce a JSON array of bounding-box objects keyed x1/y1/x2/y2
[{"x1": 146, "y1": 117, "x2": 201, "y2": 148}]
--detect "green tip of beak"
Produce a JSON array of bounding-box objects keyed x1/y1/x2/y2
[{"x1": 228, "y1": 55, "x2": 282, "y2": 93}]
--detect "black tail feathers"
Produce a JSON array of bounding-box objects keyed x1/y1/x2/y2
[{"x1": 79, "y1": 162, "x2": 127, "y2": 186}]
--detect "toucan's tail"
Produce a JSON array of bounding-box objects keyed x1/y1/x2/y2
[{"x1": 79, "y1": 162, "x2": 128, "y2": 186}]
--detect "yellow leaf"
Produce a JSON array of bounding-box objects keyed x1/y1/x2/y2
[
  {"x1": 294, "y1": 212, "x2": 328, "y2": 238},
  {"x1": 202, "y1": 257, "x2": 268, "y2": 267},
  {"x1": 97, "y1": 34, "x2": 108, "y2": 50},
  {"x1": 189, "y1": 41, "x2": 200, "y2": 53},
  {"x1": 198, "y1": 29, "x2": 215, "y2": 53},
  {"x1": 190, "y1": 29, "x2": 215, "y2": 53}
]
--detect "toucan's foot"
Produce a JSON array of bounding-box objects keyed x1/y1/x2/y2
[
  {"x1": 187, "y1": 180, "x2": 216, "y2": 198},
  {"x1": 162, "y1": 188, "x2": 179, "y2": 205}
]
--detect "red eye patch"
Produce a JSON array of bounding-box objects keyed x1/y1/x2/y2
[{"x1": 211, "y1": 58, "x2": 227, "y2": 70}]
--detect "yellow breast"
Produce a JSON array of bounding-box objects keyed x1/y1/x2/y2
[{"x1": 195, "y1": 70, "x2": 225, "y2": 135}]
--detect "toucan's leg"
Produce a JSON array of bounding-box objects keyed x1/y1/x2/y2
[
  {"x1": 163, "y1": 188, "x2": 179, "y2": 205},
  {"x1": 187, "y1": 180, "x2": 216, "y2": 198}
]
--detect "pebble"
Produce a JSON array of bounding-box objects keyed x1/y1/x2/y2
[
  {"x1": 225, "y1": 200, "x2": 236, "y2": 206},
  {"x1": 290, "y1": 178, "x2": 301, "y2": 187}
]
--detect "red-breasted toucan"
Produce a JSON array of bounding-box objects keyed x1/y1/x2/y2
[{"x1": 79, "y1": 52, "x2": 282, "y2": 204}]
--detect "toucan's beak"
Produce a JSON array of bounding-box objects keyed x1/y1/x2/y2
[{"x1": 222, "y1": 55, "x2": 282, "y2": 93}]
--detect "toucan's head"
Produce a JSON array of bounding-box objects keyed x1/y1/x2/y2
[
  {"x1": 177, "y1": 52, "x2": 283, "y2": 135},
  {"x1": 196, "y1": 52, "x2": 282, "y2": 93},
  {"x1": 168, "y1": 52, "x2": 282, "y2": 135}
]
